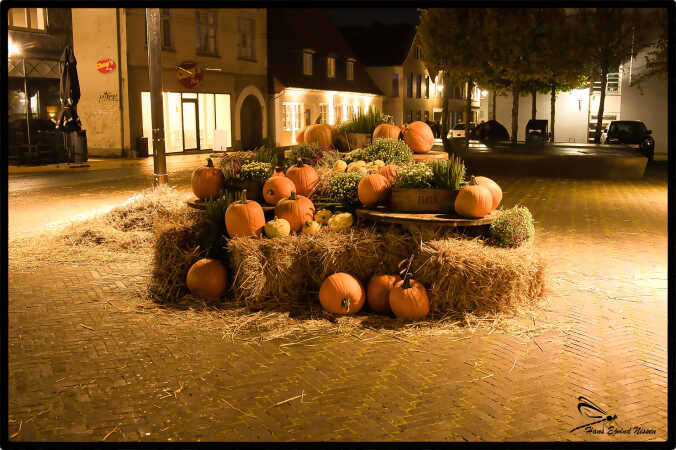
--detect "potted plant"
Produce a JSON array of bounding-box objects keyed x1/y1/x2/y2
[
  {"x1": 390, "y1": 155, "x2": 466, "y2": 213},
  {"x1": 334, "y1": 108, "x2": 387, "y2": 152}
]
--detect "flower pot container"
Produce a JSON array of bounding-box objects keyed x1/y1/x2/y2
[
  {"x1": 333, "y1": 132, "x2": 372, "y2": 152},
  {"x1": 390, "y1": 188, "x2": 455, "y2": 214},
  {"x1": 227, "y1": 180, "x2": 264, "y2": 202}
]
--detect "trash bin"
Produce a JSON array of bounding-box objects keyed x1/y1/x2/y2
[
  {"x1": 136, "y1": 136, "x2": 149, "y2": 158},
  {"x1": 65, "y1": 130, "x2": 88, "y2": 163}
]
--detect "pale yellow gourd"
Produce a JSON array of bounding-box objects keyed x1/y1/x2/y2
[
  {"x1": 302, "y1": 220, "x2": 321, "y2": 235},
  {"x1": 314, "y1": 209, "x2": 333, "y2": 225},
  {"x1": 333, "y1": 160, "x2": 347, "y2": 173},
  {"x1": 374, "y1": 160, "x2": 385, "y2": 168},
  {"x1": 328, "y1": 212, "x2": 354, "y2": 231},
  {"x1": 264, "y1": 216, "x2": 291, "y2": 237}
]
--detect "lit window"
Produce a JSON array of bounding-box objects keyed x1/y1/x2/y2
[
  {"x1": 8, "y1": 8, "x2": 45, "y2": 30},
  {"x1": 282, "y1": 103, "x2": 302, "y2": 130},
  {"x1": 334, "y1": 104, "x2": 342, "y2": 123},
  {"x1": 303, "y1": 51, "x2": 313, "y2": 76},
  {"x1": 238, "y1": 18, "x2": 255, "y2": 60},
  {"x1": 346, "y1": 60, "x2": 354, "y2": 81},
  {"x1": 196, "y1": 11, "x2": 217, "y2": 55},
  {"x1": 346, "y1": 104, "x2": 355, "y2": 120},
  {"x1": 327, "y1": 56, "x2": 335, "y2": 78},
  {"x1": 319, "y1": 104, "x2": 328, "y2": 124}
]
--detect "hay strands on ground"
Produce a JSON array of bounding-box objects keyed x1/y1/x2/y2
[{"x1": 270, "y1": 391, "x2": 305, "y2": 408}]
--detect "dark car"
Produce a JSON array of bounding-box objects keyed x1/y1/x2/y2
[
  {"x1": 601, "y1": 120, "x2": 655, "y2": 160},
  {"x1": 525, "y1": 119, "x2": 549, "y2": 143},
  {"x1": 471, "y1": 120, "x2": 510, "y2": 142}
]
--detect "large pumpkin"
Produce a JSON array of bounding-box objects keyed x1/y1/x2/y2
[
  {"x1": 286, "y1": 158, "x2": 319, "y2": 196},
  {"x1": 262, "y1": 176, "x2": 296, "y2": 205},
  {"x1": 373, "y1": 123, "x2": 402, "y2": 140},
  {"x1": 378, "y1": 164, "x2": 400, "y2": 184},
  {"x1": 296, "y1": 127, "x2": 307, "y2": 145},
  {"x1": 358, "y1": 174, "x2": 391, "y2": 207},
  {"x1": 225, "y1": 189, "x2": 266, "y2": 238},
  {"x1": 367, "y1": 273, "x2": 401, "y2": 314},
  {"x1": 304, "y1": 124, "x2": 333, "y2": 147},
  {"x1": 403, "y1": 121, "x2": 434, "y2": 154},
  {"x1": 274, "y1": 192, "x2": 315, "y2": 233},
  {"x1": 191, "y1": 158, "x2": 225, "y2": 200},
  {"x1": 454, "y1": 177, "x2": 493, "y2": 218},
  {"x1": 186, "y1": 258, "x2": 228, "y2": 298},
  {"x1": 319, "y1": 272, "x2": 366, "y2": 315},
  {"x1": 474, "y1": 176, "x2": 502, "y2": 210},
  {"x1": 389, "y1": 278, "x2": 429, "y2": 320}
]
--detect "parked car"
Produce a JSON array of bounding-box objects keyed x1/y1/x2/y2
[
  {"x1": 447, "y1": 122, "x2": 476, "y2": 139},
  {"x1": 471, "y1": 120, "x2": 510, "y2": 142},
  {"x1": 525, "y1": 119, "x2": 549, "y2": 143},
  {"x1": 601, "y1": 120, "x2": 655, "y2": 160}
]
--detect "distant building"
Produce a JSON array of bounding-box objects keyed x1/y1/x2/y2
[
  {"x1": 8, "y1": 7, "x2": 73, "y2": 163},
  {"x1": 268, "y1": 9, "x2": 383, "y2": 147},
  {"x1": 70, "y1": 8, "x2": 268, "y2": 156},
  {"x1": 340, "y1": 23, "x2": 481, "y2": 129}
]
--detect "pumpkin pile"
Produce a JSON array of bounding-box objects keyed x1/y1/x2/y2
[{"x1": 454, "y1": 176, "x2": 502, "y2": 218}]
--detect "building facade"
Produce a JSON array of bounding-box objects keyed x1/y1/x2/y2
[
  {"x1": 70, "y1": 8, "x2": 268, "y2": 157},
  {"x1": 8, "y1": 7, "x2": 73, "y2": 162},
  {"x1": 269, "y1": 9, "x2": 383, "y2": 147}
]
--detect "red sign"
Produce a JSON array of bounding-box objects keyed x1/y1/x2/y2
[
  {"x1": 97, "y1": 58, "x2": 116, "y2": 74},
  {"x1": 177, "y1": 61, "x2": 204, "y2": 89}
]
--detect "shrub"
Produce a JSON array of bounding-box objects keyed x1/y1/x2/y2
[
  {"x1": 327, "y1": 171, "x2": 365, "y2": 207},
  {"x1": 239, "y1": 161, "x2": 272, "y2": 182},
  {"x1": 347, "y1": 138, "x2": 413, "y2": 165},
  {"x1": 430, "y1": 154, "x2": 466, "y2": 190},
  {"x1": 252, "y1": 146, "x2": 278, "y2": 166},
  {"x1": 489, "y1": 206, "x2": 535, "y2": 247},
  {"x1": 286, "y1": 142, "x2": 326, "y2": 167},
  {"x1": 394, "y1": 163, "x2": 434, "y2": 189}
]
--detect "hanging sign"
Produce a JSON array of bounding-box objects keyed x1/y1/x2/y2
[
  {"x1": 97, "y1": 58, "x2": 116, "y2": 74},
  {"x1": 177, "y1": 61, "x2": 204, "y2": 89}
]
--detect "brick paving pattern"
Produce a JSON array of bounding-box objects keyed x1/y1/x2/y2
[{"x1": 8, "y1": 170, "x2": 668, "y2": 442}]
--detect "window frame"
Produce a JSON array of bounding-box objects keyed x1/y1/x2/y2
[
  {"x1": 407, "y1": 72, "x2": 413, "y2": 98},
  {"x1": 416, "y1": 74, "x2": 422, "y2": 99},
  {"x1": 196, "y1": 10, "x2": 218, "y2": 56},
  {"x1": 282, "y1": 103, "x2": 302, "y2": 131},
  {"x1": 8, "y1": 7, "x2": 47, "y2": 32},
  {"x1": 346, "y1": 59, "x2": 355, "y2": 81},
  {"x1": 327, "y1": 56, "x2": 336, "y2": 79},
  {"x1": 424, "y1": 76, "x2": 430, "y2": 99},
  {"x1": 303, "y1": 50, "x2": 314, "y2": 76},
  {"x1": 319, "y1": 103, "x2": 328, "y2": 124},
  {"x1": 237, "y1": 17, "x2": 256, "y2": 61}
]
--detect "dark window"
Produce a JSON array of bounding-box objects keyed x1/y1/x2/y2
[
  {"x1": 408, "y1": 111, "x2": 413, "y2": 122},
  {"x1": 425, "y1": 76, "x2": 430, "y2": 99},
  {"x1": 346, "y1": 61, "x2": 354, "y2": 80},
  {"x1": 196, "y1": 10, "x2": 217, "y2": 55},
  {"x1": 305, "y1": 109, "x2": 311, "y2": 127},
  {"x1": 454, "y1": 86, "x2": 461, "y2": 99},
  {"x1": 392, "y1": 73, "x2": 399, "y2": 97},
  {"x1": 238, "y1": 17, "x2": 255, "y2": 60},
  {"x1": 145, "y1": 9, "x2": 172, "y2": 49},
  {"x1": 407, "y1": 72, "x2": 413, "y2": 98},
  {"x1": 416, "y1": 74, "x2": 422, "y2": 98},
  {"x1": 417, "y1": 111, "x2": 422, "y2": 121}
]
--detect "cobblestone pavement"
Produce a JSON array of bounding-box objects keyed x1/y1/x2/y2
[{"x1": 7, "y1": 165, "x2": 669, "y2": 443}]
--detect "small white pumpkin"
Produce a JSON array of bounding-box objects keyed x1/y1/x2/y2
[
  {"x1": 328, "y1": 212, "x2": 354, "y2": 231},
  {"x1": 302, "y1": 220, "x2": 321, "y2": 235},
  {"x1": 374, "y1": 159, "x2": 385, "y2": 168},
  {"x1": 314, "y1": 208, "x2": 333, "y2": 225},
  {"x1": 333, "y1": 160, "x2": 348, "y2": 173},
  {"x1": 264, "y1": 216, "x2": 291, "y2": 237}
]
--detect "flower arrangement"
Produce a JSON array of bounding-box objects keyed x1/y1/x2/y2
[
  {"x1": 286, "y1": 142, "x2": 327, "y2": 167},
  {"x1": 394, "y1": 163, "x2": 434, "y2": 189},
  {"x1": 346, "y1": 138, "x2": 412, "y2": 165},
  {"x1": 336, "y1": 108, "x2": 387, "y2": 134},
  {"x1": 489, "y1": 206, "x2": 535, "y2": 247},
  {"x1": 239, "y1": 161, "x2": 273, "y2": 182},
  {"x1": 220, "y1": 153, "x2": 249, "y2": 181},
  {"x1": 327, "y1": 171, "x2": 365, "y2": 207},
  {"x1": 430, "y1": 154, "x2": 466, "y2": 190}
]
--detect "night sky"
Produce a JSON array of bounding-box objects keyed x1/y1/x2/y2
[{"x1": 319, "y1": 8, "x2": 419, "y2": 26}]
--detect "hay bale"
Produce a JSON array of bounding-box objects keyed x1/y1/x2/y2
[{"x1": 413, "y1": 238, "x2": 545, "y2": 315}]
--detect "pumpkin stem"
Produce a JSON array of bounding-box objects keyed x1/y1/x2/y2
[
  {"x1": 401, "y1": 254, "x2": 414, "y2": 290},
  {"x1": 469, "y1": 175, "x2": 477, "y2": 185},
  {"x1": 288, "y1": 191, "x2": 298, "y2": 201},
  {"x1": 206, "y1": 157, "x2": 214, "y2": 168},
  {"x1": 296, "y1": 158, "x2": 304, "y2": 168},
  {"x1": 341, "y1": 297, "x2": 351, "y2": 313},
  {"x1": 241, "y1": 189, "x2": 248, "y2": 203}
]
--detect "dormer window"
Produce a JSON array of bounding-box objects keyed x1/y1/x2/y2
[
  {"x1": 327, "y1": 56, "x2": 335, "y2": 78},
  {"x1": 303, "y1": 49, "x2": 314, "y2": 76},
  {"x1": 346, "y1": 59, "x2": 355, "y2": 81},
  {"x1": 415, "y1": 45, "x2": 422, "y2": 60}
]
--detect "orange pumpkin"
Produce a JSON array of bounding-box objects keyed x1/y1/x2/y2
[
  {"x1": 191, "y1": 158, "x2": 225, "y2": 200},
  {"x1": 474, "y1": 176, "x2": 502, "y2": 210},
  {"x1": 367, "y1": 273, "x2": 401, "y2": 314},
  {"x1": 319, "y1": 272, "x2": 366, "y2": 315},
  {"x1": 403, "y1": 121, "x2": 434, "y2": 154},
  {"x1": 378, "y1": 164, "x2": 400, "y2": 184},
  {"x1": 373, "y1": 123, "x2": 402, "y2": 140},
  {"x1": 303, "y1": 124, "x2": 333, "y2": 147},
  {"x1": 389, "y1": 278, "x2": 429, "y2": 320},
  {"x1": 274, "y1": 192, "x2": 315, "y2": 233},
  {"x1": 225, "y1": 189, "x2": 266, "y2": 238},
  {"x1": 286, "y1": 158, "x2": 319, "y2": 196},
  {"x1": 358, "y1": 174, "x2": 391, "y2": 207},
  {"x1": 296, "y1": 127, "x2": 307, "y2": 145},
  {"x1": 454, "y1": 177, "x2": 493, "y2": 218},
  {"x1": 186, "y1": 258, "x2": 228, "y2": 298},
  {"x1": 263, "y1": 176, "x2": 296, "y2": 206}
]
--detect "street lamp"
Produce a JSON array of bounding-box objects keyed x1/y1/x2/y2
[
  {"x1": 8, "y1": 37, "x2": 21, "y2": 57},
  {"x1": 481, "y1": 90, "x2": 488, "y2": 97}
]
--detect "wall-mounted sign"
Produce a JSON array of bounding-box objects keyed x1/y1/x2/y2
[
  {"x1": 177, "y1": 61, "x2": 204, "y2": 89},
  {"x1": 97, "y1": 58, "x2": 116, "y2": 74}
]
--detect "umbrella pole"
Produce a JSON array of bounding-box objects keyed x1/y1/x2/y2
[
  {"x1": 23, "y1": 59, "x2": 30, "y2": 146},
  {"x1": 146, "y1": 8, "x2": 168, "y2": 186}
]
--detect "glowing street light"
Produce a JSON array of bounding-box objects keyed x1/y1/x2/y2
[
  {"x1": 481, "y1": 90, "x2": 488, "y2": 97},
  {"x1": 8, "y1": 37, "x2": 21, "y2": 57}
]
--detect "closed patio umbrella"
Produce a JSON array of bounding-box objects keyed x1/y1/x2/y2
[{"x1": 56, "y1": 46, "x2": 84, "y2": 162}]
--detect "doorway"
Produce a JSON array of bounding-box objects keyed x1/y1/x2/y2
[
  {"x1": 240, "y1": 94, "x2": 262, "y2": 150},
  {"x1": 182, "y1": 98, "x2": 199, "y2": 151}
]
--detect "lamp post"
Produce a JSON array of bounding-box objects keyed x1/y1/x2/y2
[
  {"x1": 9, "y1": 37, "x2": 30, "y2": 146},
  {"x1": 146, "y1": 8, "x2": 168, "y2": 185}
]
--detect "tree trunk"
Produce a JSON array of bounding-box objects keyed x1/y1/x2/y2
[
  {"x1": 594, "y1": 67, "x2": 608, "y2": 144},
  {"x1": 465, "y1": 78, "x2": 472, "y2": 147},
  {"x1": 492, "y1": 89, "x2": 497, "y2": 121},
  {"x1": 531, "y1": 86, "x2": 537, "y2": 120},
  {"x1": 441, "y1": 73, "x2": 451, "y2": 142},
  {"x1": 550, "y1": 84, "x2": 556, "y2": 143},
  {"x1": 511, "y1": 81, "x2": 520, "y2": 144}
]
